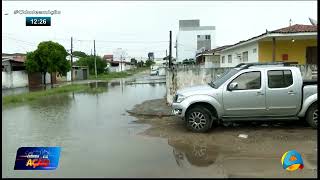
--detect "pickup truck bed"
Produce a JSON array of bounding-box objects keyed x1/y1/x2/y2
[{"x1": 303, "y1": 80, "x2": 318, "y2": 87}]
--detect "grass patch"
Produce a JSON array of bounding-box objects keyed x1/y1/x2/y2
[
  {"x1": 2, "y1": 84, "x2": 91, "y2": 106},
  {"x1": 3, "y1": 67, "x2": 148, "y2": 106},
  {"x1": 89, "y1": 67, "x2": 149, "y2": 80}
]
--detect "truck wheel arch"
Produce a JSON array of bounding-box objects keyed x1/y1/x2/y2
[
  {"x1": 298, "y1": 94, "x2": 318, "y2": 117},
  {"x1": 185, "y1": 102, "x2": 219, "y2": 120}
]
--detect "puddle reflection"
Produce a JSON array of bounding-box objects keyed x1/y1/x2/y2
[{"x1": 168, "y1": 137, "x2": 219, "y2": 167}]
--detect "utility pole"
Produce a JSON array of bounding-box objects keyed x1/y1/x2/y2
[
  {"x1": 71, "y1": 37, "x2": 73, "y2": 81},
  {"x1": 94, "y1": 40, "x2": 97, "y2": 78},
  {"x1": 169, "y1": 31, "x2": 172, "y2": 68},
  {"x1": 120, "y1": 55, "x2": 123, "y2": 71},
  {"x1": 166, "y1": 49, "x2": 168, "y2": 67},
  {"x1": 272, "y1": 37, "x2": 276, "y2": 62}
]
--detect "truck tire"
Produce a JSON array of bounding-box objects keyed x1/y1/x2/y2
[
  {"x1": 306, "y1": 103, "x2": 318, "y2": 129},
  {"x1": 185, "y1": 106, "x2": 213, "y2": 133}
]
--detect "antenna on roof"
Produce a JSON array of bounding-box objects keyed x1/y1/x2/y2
[
  {"x1": 289, "y1": 19, "x2": 292, "y2": 26},
  {"x1": 309, "y1": 17, "x2": 317, "y2": 25}
]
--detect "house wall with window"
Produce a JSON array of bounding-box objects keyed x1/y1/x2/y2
[
  {"x1": 203, "y1": 55, "x2": 220, "y2": 68},
  {"x1": 258, "y1": 39, "x2": 317, "y2": 64},
  {"x1": 220, "y1": 42, "x2": 259, "y2": 67}
]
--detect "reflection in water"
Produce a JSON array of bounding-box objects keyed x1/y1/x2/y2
[
  {"x1": 25, "y1": 94, "x2": 74, "y2": 146},
  {"x1": 29, "y1": 94, "x2": 73, "y2": 123},
  {"x1": 109, "y1": 81, "x2": 121, "y2": 87},
  {"x1": 168, "y1": 137, "x2": 219, "y2": 167},
  {"x1": 86, "y1": 82, "x2": 109, "y2": 95},
  {"x1": 149, "y1": 83, "x2": 156, "y2": 87}
]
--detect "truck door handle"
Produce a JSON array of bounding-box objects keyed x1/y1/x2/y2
[
  {"x1": 257, "y1": 92, "x2": 264, "y2": 96},
  {"x1": 288, "y1": 90, "x2": 295, "y2": 95}
]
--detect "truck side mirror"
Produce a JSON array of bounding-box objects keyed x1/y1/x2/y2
[{"x1": 228, "y1": 82, "x2": 238, "y2": 90}]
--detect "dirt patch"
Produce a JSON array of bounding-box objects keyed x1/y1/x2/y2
[
  {"x1": 127, "y1": 98, "x2": 173, "y2": 117},
  {"x1": 129, "y1": 98, "x2": 318, "y2": 177}
]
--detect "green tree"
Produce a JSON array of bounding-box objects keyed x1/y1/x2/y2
[
  {"x1": 75, "y1": 55, "x2": 107, "y2": 75},
  {"x1": 72, "y1": 51, "x2": 87, "y2": 58},
  {"x1": 25, "y1": 41, "x2": 71, "y2": 87},
  {"x1": 145, "y1": 59, "x2": 155, "y2": 67},
  {"x1": 137, "y1": 60, "x2": 144, "y2": 67}
]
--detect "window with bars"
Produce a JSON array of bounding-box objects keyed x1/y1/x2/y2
[
  {"x1": 228, "y1": 55, "x2": 232, "y2": 63},
  {"x1": 242, "y1": 51, "x2": 248, "y2": 62}
]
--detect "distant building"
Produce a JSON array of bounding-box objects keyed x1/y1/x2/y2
[
  {"x1": 103, "y1": 54, "x2": 113, "y2": 63},
  {"x1": 66, "y1": 66, "x2": 89, "y2": 81},
  {"x1": 148, "y1": 52, "x2": 154, "y2": 61},
  {"x1": 219, "y1": 24, "x2": 317, "y2": 67},
  {"x1": 66, "y1": 55, "x2": 80, "y2": 63},
  {"x1": 176, "y1": 19, "x2": 216, "y2": 62},
  {"x1": 2, "y1": 57, "x2": 28, "y2": 88},
  {"x1": 195, "y1": 45, "x2": 232, "y2": 68},
  {"x1": 2, "y1": 53, "x2": 26, "y2": 62},
  {"x1": 106, "y1": 49, "x2": 134, "y2": 72}
]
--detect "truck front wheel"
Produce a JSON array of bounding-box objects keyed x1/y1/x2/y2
[
  {"x1": 306, "y1": 103, "x2": 318, "y2": 129},
  {"x1": 185, "y1": 106, "x2": 213, "y2": 133}
]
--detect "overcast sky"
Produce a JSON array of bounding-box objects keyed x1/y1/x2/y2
[{"x1": 2, "y1": 1, "x2": 317, "y2": 59}]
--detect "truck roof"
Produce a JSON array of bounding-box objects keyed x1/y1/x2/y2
[
  {"x1": 247, "y1": 65, "x2": 299, "y2": 71},
  {"x1": 234, "y1": 62, "x2": 300, "y2": 71}
]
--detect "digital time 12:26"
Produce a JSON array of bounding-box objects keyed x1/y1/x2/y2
[{"x1": 26, "y1": 17, "x2": 51, "y2": 26}]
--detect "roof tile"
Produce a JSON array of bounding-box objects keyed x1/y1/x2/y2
[{"x1": 271, "y1": 24, "x2": 317, "y2": 33}]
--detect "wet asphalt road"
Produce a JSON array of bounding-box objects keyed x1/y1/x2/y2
[{"x1": 2, "y1": 72, "x2": 318, "y2": 178}]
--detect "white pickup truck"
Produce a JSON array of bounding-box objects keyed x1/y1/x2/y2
[{"x1": 172, "y1": 62, "x2": 318, "y2": 132}]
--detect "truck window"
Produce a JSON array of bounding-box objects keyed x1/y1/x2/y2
[
  {"x1": 229, "y1": 71, "x2": 261, "y2": 90},
  {"x1": 268, "y1": 70, "x2": 293, "y2": 88}
]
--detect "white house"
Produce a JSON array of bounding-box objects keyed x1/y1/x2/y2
[
  {"x1": 176, "y1": 19, "x2": 216, "y2": 63},
  {"x1": 66, "y1": 55, "x2": 80, "y2": 62},
  {"x1": 219, "y1": 42, "x2": 259, "y2": 67}
]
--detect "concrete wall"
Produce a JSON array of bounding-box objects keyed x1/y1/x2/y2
[
  {"x1": 220, "y1": 42, "x2": 259, "y2": 67},
  {"x1": 176, "y1": 29, "x2": 216, "y2": 62},
  {"x1": 2, "y1": 70, "x2": 29, "y2": 89},
  {"x1": 109, "y1": 64, "x2": 134, "y2": 72},
  {"x1": 166, "y1": 64, "x2": 317, "y2": 104}
]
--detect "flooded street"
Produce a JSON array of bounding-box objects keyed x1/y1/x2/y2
[
  {"x1": 3, "y1": 73, "x2": 180, "y2": 178},
  {"x1": 2, "y1": 72, "x2": 317, "y2": 178}
]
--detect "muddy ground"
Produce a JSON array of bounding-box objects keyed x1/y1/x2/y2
[{"x1": 129, "y1": 98, "x2": 318, "y2": 178}]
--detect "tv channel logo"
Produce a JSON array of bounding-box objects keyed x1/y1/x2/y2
[
  {"x1": 281, "y1": 150, "x2": 304, "y2": 171},
  {"x1": 14, "y1": 147, "x2": 61, "y2": 170}
]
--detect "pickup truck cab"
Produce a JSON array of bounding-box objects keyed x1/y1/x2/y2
[{"x1": 172, "y1": 62, "x2": 318, "y2": 132}]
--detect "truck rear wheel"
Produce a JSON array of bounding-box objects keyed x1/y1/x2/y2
[
  {"x1": 185, "y1": 106, "x2": 213, "y2": 133},
  {"x1": 306, "y1": 103, "x2": 318, "y2": 129}
]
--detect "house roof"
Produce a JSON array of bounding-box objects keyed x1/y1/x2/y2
[
  {"x1": 2, "y1": 53, "x2": 26, "y2": 56},
  {"x1": 2, "y1": 57, "x2": 25, "y2": 65},
  {"x1": 196, "y1": 45, "x2": 232, "y2": 57},
  {"x1": 103, "y1": 54, "x2": 113, "y2": 59},
  {"x1": 220, "y1": 24, "x2": 317, "y2": 52},
  {"x1": 106, "y1": 59, "x2": 133, "y2": 65},
  {"x1": 2, "y1": 53, "x2": 27, "y2": 62},
  {"x1": 271, "y1": 24, "x2": 317, "y2": 33}
]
